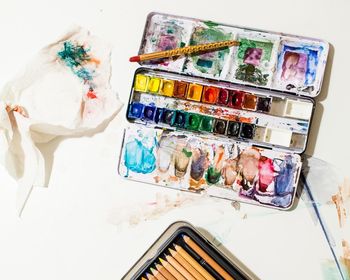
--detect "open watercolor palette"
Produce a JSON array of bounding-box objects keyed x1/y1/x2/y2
[
  {"x1": 118, "y1": 12, "x2": 329, "y2": 210},
  {"x1": 122, "y1": 221, "x2": 253, "y2": 279}
]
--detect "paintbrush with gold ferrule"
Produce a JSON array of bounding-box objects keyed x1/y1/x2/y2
[{"x1": 129, "y1": 40, "x2": 240, "y2": 62}]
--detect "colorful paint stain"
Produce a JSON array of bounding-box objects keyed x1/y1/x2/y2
[
  {"x1": 148, "y1": 77, "x2": 162, "y2": 93},
  {"x1": 57, "y1": 41, "x2": 99, "y2": 99},
  {"x1": 57, "y1": 41, "x2": 91, "y2": 69},
  {"x1": 124, "y1": 139, "x2": 156, "y2": 174},
  {"x1": 160, "y1": 80, "x2": 175, "y2": 96},
  {"x1": 187, "y1": 84, "x2": 203, "y2": 101},
  {"x1": 134, "y1": 74, "x2": 150, "y2": 92},
  {"x1": 190, "y1": 148, "x2": 208, "y2": 181},
  {"x1": 276, "y1": 42, "x2": 323, "y2": 91},
  {"x1": 274, "y1": 156, "x2": 295, "y2": 195},
  {"x1": 202, "y1": 86, "x2": 219, "y2": 104},
  {"x1": 235, "y1": 38, "x2": 274, "y2": 86},
  {"x1": 185, "y1": 26, "x2": 232, "y2": 76},
  {"x1": 120, "y1": 127, "x2": 301, "y2": 209},
  {"x1": 243, "y1": 93, "x2": 257, "y2": 110},
  {"x1": 206, "y1": 146, "x2": 225, "y2": 184},
  {"x1": 228, "y1": 91, "x2": 245, "y2": 109},
  {"x1": 173, "y1": 81, "x2": 188, "y2": 98},
  {"x1": 258, "y1": 157, "x2": 275, "y2": 192}
]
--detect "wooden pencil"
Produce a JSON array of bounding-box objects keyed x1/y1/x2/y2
[
  {"x1": 146, "y1": 272, "x2": 156, "y2": 280},
  {"x1": 129, "y1": 40, "x2": 240, "y2": 62},
  {"x1": 155, "y1": 263, "x2": 176, "y2": 280},
  {"x1": 165, "y1": 253, "x2": 196, "y2": 280},
  {"x1": 169, "y1": 248, "x2": 206, "y2": 280},
  {"x1": 183, "y1": 235, "x2": 234, "y2": 280},
  {"x1": 150, "y1": 267, "x2": 167, "y2": 280},
  {"x1": 174, "y1": 244, "x2": 215, "y2": 280},
  {"x1": 159, "y1": 257, "x2": 186, "y2": 280}
]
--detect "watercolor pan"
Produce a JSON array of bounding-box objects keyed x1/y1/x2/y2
[
  {"x1": 139, "y1": 12, "x2": 329, "y2": 97},
  {"x1": 122, "y1": 221, "x2": 253, "y2": 280},
  {"x1": 127, "y1": 68, "x2": 314, "y2": 152},
  {"x1": 119, "y1": 12, "x2": 330, "y2": 211}
]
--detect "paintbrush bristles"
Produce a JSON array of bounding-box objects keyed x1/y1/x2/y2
[{"x1": 139, "y1": 40, "x2": 239, "y2": 62}]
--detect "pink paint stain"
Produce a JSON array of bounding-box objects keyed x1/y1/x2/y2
[{"x1": 258, "y1": 157, "x2": 275, "y2": 192}]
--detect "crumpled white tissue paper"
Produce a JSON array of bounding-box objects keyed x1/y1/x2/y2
[{"x1": 0, "y1": 27, "x2": 123, "y2": 215}]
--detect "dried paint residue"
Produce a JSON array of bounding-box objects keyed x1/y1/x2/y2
[{"x1": 332, "y1": 177, "x2": 350, "y2": 274}]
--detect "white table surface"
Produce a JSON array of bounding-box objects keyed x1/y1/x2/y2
[{"x1": 0, "y1": 0, "x2": 349, "y2": 279}]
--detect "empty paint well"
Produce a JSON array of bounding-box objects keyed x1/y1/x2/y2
[
  {"x1": 240, "y1": 123, "x2": 255, "y2": 139},
  {"x1": 185, "y1": 113, "x2": 202, "y2": 130},
  {"x1": 227, "y1": 121, "x2": 241, "y2": 137},
  {"x1": 242, "y1": 93, "x2": 257, "y2": 110},
  {"x1": 174, "y1": 111, "x2": 186, "y2": 127},
  {"x1": 217, "y1": 88, "x2": 229, "y2": 105},
  {"x1": 187, "y1": 84, "x2": 203, "y2": 101},
  {"x1": 265, "y1": 128, "x2": 292, "y2": 147},
  {"x1": 290, "y1": 133, "x2": 307, "y2": 150},
  {"x1": 148, "y1": 77, "x2": 162, "y2": 93},
  {"x1": 213, "y1": 119, "x2": 227, "y2": 134},
  {"x1": 128, "y1": 102, "x2": 144, "y2": 119},
  {"x1": 173, "y1": 81, "x2": 188, "y2": 98},
  {"x1": 270, "y1": 97, "x2": 287, "y2": 116},
  {"x1": 256, "y1": 97, "x2": 271, "y2": 112},
  {"x1": 160, "y1": 80, "x2": 175, "y2": 97},
  {"x1": 142, "y1": 105, "x2": 156, "y2": 121},
  {"x1": 134, "y1": 74, "x2": 149, "y2": 92},
  {"x1": 202, "y1": 86, "x2": 219, "y2": 104},
  {"x1": 253, "y1": 126, "x2": 267, "y2": 142},
  {"x1": 228, "y1": 91, "x2": 245, "y2": 109},
  {"x1": 284, "y1": 100, "x2": 313, "y2": 120},
  {"x1": 161, "y1": 109, "x2": 176, "y2": 125},
  {"x1": 199, "y1": 116, "x2": 214, "y2": 132}
]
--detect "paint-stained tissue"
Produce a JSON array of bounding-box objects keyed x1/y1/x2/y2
[{"x1": 0, "y1": 27, "x2": 122, "y2": 215}]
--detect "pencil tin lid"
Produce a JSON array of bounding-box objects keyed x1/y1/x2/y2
[
  {"x1": 121, "y1": 221, "x2": 256, "y2": 280},
  {"x1": 137, "y1": 12, "x2": 329, "y2": 98}
]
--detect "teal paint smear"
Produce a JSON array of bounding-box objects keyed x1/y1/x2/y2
[
  {"x1": 57, "y1": 41, "x2": 94, "y2": 83},
  {"x1": 57, "y1": 41, "x2": 90, "y2": 68},
  {"x1": 124, "y1": 139, "x2": 156, "y2": 175},
  {"x1": 75, "y1": 68, "x2": 93, "y2": 81}
]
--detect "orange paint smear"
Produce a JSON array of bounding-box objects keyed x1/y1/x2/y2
[
  {"x1": 189, "y1": 178, "x2": 206, "y2": 191},
  {"x1": 89, "y1": 57, "x2": 101, "y2": 65}
]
